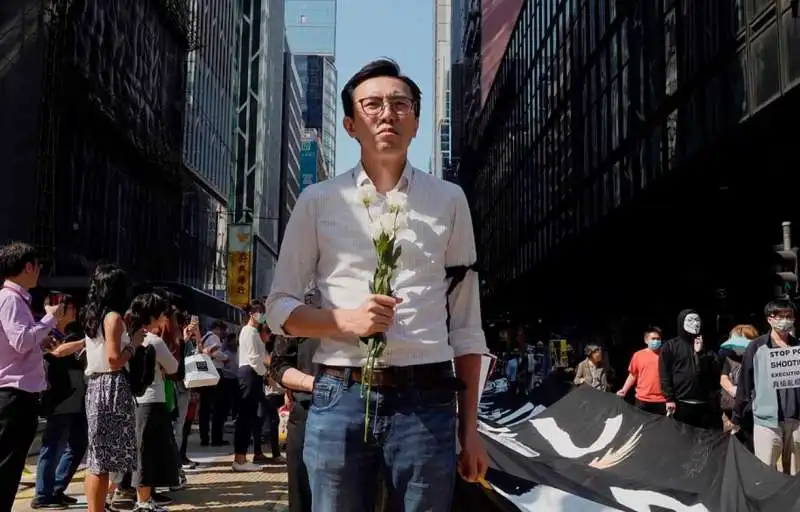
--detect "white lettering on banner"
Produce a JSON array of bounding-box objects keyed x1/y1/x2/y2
[
  {"x1": 766, "y1": 346, "x2": 800, "y2": 390},
  {"x1": 530, "y1": 415, "x2": 622, "y2": 458},
  {"x1": 479, "y1": 425, "x2": 540, "y2": 458},
  {"x1": 610, "y1": 487, "x2": 710, "y2": 512}
]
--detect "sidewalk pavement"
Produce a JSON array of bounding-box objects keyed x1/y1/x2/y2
[{"x1": 13, "y1": 433, "x2": 289, "y2": 511}]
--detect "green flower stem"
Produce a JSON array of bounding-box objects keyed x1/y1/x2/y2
[{"x1": 361, "y1": 332, "x2": 386, "y2": 441}]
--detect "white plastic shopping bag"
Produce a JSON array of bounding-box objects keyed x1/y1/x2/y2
[{"x1": 184, "y1": 353, "x2": 220, "y2": 389}]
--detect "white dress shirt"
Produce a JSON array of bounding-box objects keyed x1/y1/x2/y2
[
  {"x1": 238, "y1": 325, "x2": 267, "y2": 376},
  {"x1": 266, "y1": 162, "x2": 486, "y2": 367}
]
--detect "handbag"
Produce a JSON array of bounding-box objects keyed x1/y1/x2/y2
[{"x1": 183, "y1": 353, "x2": 220, "y2": 389}]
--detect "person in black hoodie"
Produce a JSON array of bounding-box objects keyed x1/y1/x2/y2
[{"x1": 659, "y1": 309, "x2": 721, "y2": 429}]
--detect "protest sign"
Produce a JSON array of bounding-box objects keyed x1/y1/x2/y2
[{"x1": 767, "y1": 346, "x2": 800, "y2": 389}]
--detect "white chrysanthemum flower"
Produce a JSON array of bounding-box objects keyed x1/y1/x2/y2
[
  {"x1": 394, "y1": 212, "x2": 409, "y2": 231},
  {"x1": 356, "y1": 183, "x2": 378, "y2": 207},
  {"x1": 386, "y1": 190, "x2": 408, "y2": 212},
  {"x1": 377, "y1": 212, "x2": 397, "y2": 234}
]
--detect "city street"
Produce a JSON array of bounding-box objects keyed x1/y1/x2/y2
[{"x1": 13, "y1": 427, "x2": 289, "y2": 511}]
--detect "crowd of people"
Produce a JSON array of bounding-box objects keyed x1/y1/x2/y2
[
  {"x1": 572, "y1": 304, "x2": 800, "y2": 475},
  {"x1": 0, "y1": 242, "x2": 290, "y2": 512}
]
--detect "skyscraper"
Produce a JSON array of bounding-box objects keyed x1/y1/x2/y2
[
  {"x1": 182, "y1": 0, "x2": 238, "y2": 297},
  {"x1": 432, "y1": 0, "x2": 452, "y2": 179},
  {"x1": 280, "y1": 39, "x2": 304, "y2": 245},
  {"x1": 231, "y1": 0, "x2": 287, "y2": 303},
  {"x1": 285, "y1": 0, "x2": 337, "y2": 174}
]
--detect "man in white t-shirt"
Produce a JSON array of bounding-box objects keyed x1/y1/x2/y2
[{"x1": 197, "y1": 321, "x2": 228, "y2": 446}]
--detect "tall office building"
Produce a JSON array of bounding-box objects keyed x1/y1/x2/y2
[
  {"x1": 285, "y1": 0, "x2": 337, "y2": 174},
  {"x1": 280, "y1": 39, "x2": 305, "y2": 245},
  {"x1": 432, "y1": 0, "x2": 452, "y2": 179},
  {"x1": 231, "y1": 0, "x2": 287, "y2": 303},
  {"x1": 182, "y1": 0, "x2": 239, "y2": 297},
  {"x1": 447, "y1": 0, "x2": 469, "y2": 183},
  {"x1": 1, "y1": 0, "x2": 193, "y2": 288},
  {"x1": 455, "y1": 0, "x2": 800, "y2": 332}
]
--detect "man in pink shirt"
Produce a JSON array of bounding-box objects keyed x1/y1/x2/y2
[{"x1": 0, "y1": 242, "x2": 64, "y2": 510}]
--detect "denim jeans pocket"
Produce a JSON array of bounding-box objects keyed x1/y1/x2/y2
[
  {"x1": 415, "y1": 387, "x2": 457, "y2": 410},
  {"x1": 310, "y1": 375, "x2": 344, "y2": 412}
]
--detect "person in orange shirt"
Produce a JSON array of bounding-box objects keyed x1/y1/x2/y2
[{"x1": 617, "y1": 327, "x2": 667, "y2": 415}]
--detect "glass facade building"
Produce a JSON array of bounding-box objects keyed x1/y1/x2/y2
[
  {"x1": 181, "y1": 0, "x2": 238, "y2": 295},
  {"x1": 233, "y1": 0, "x2": 286, "y2": 298},
  {"x1": 293, "y1": 54, "x2": 336, "y2": 175},
  {"x1": 285, "y1": 0, "x2": 337, "y2": 56},
  {"x1": 455, "y1": 0, "x2": 800, "y2": 320},
  {"x1": 280, "y1": 41, "x2": 304, "y2": 245},
  {"x1": 285, "y1": 1, "x2": 336, "y2": 173}
]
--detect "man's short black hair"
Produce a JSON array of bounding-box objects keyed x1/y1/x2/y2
[
  {"x1": 244, "y1": 299, "x2": 265, "y2": 315},
  {"x1": 0, "y1": 242, "x2": 38, "y2": 279},
  {"x1": 765, "y1": 299, "x2": 795, "y2": 317},
  {"x1": 341, "y1": 58, "x2": 422, "y2": 118},
  {"x1": 644, "y1": 326, "x2": 662, "y2": 337},
  {"x1": 210, "y1": 319, "x2": 227, "y2": 331}
]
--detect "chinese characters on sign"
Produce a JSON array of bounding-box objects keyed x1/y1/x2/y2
[
  {"x1": 226, "y1": 224, "x2": 252, "y2": 308},
  {"x1": 767, "y1": 346, "x2": 800, "y2": 389}
]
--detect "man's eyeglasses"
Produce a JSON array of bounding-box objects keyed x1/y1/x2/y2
[{"x1": 358, "y1": 96, "x2": 415, "y2": 117}]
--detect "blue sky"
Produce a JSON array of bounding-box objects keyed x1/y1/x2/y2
[{"x1": 334, "y1": 1, "x2": 434, "y2": 175}]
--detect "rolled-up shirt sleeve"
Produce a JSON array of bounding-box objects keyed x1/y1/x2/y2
[
  {"x1": 0, "y1": 294, "x2": 56, "y2": 354},
  {"x1": 266, "y1": 188, "x2": 320, "y2": 336},
  {"x1": 445, "y1": 186, "x2": 487, "y2": 357}
]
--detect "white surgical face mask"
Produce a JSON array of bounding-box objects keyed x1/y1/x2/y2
[{"x1": 771, "y1": 318, "x2": 794, "y2": 334}]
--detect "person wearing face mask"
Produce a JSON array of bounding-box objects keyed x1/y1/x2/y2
[
  {"x1": 232, "y1": 299, "x2": 272, "y2": 472},
  {"x1": 733, "y1": 300, "x2": 800, "y2": 474},
  {"x1": 659, "y1": 309, "x2": 721, "y2": 429},
  {"x1": 617, "y1": 327, "x2": 667, "y2": 415},
  {"x1": 719, "y1": 324, "x2": 758, "y2": 451}
]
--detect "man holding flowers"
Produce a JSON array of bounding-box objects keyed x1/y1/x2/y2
[{"x1": 266, "y1": 59, "x2": 488, "y2": 511}]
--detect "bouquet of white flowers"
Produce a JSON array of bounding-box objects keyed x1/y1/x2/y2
[{"x1": 355, "y1": 183, "x2": 408, "y2": 440}]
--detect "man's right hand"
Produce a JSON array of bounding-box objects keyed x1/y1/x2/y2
[
  {"x1": 616, "y1": 389, "x2": 627, "y2": 397},
  {"x1": 665, "y1": 401, "x2": 677, "y2": 416},
  {"x1": 337, "y1": 294, "x2": 402, "y2": 337}
]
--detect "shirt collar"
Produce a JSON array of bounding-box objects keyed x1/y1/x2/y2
[
  {"x1": 354, "y1": 161, "x2": 414, "y2": 192},
  {"x1": 2, "y1": 280, "x2": 31, "y2": 302}
]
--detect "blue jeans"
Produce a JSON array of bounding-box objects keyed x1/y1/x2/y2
[
  {"x1": 303, "y1": 370, "x2": 457, "y2": 512},
  {"x1": 35, "y1": 413, "x2": 88, "y2": 500}
]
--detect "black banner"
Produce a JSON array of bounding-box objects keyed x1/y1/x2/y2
[{"x1": 464, "y1": 380, "x2": 800, "y2": 511}]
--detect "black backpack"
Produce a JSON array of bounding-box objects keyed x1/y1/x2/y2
[{"x1": 128, "y1": 344, "x2": 156, "y2": 397}]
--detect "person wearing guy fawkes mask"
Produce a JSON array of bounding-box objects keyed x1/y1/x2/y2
[
  {"x1": 733, "y1": 300, "x2": 800, "y2": 474},
  {"x1": 659, "y1": 309, "x2": 720, "y2": 429}
]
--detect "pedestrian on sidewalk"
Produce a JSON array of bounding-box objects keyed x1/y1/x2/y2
[
  {"x1": 197, "y1": 321, "x2": 227, "y2": 447},
  {"x1": 82, "y1": 265, "x2": 142, "y2": 512},
  {"x1": 268, "y1": 289, "x2": 321, "y2": 512},
  {"x1": 266, "y1": 59, "x2": 489, "y2": 512},
  {"x1": 232, "y1": 299, "x2": 272, "y2": 472},
  {"x1": 129, "y1": 293, "x2": 180, "y2": 512},
  {"x1": 34, "y1": 293, "x2": 88, "y2": 509},
  {"x1": 0, "y1": 242, "x2": 64, "y2": 512}
]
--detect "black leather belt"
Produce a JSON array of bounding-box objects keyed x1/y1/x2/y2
[{"x1": 321, "y1": 362, "x2": 463, "y2": 390}]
